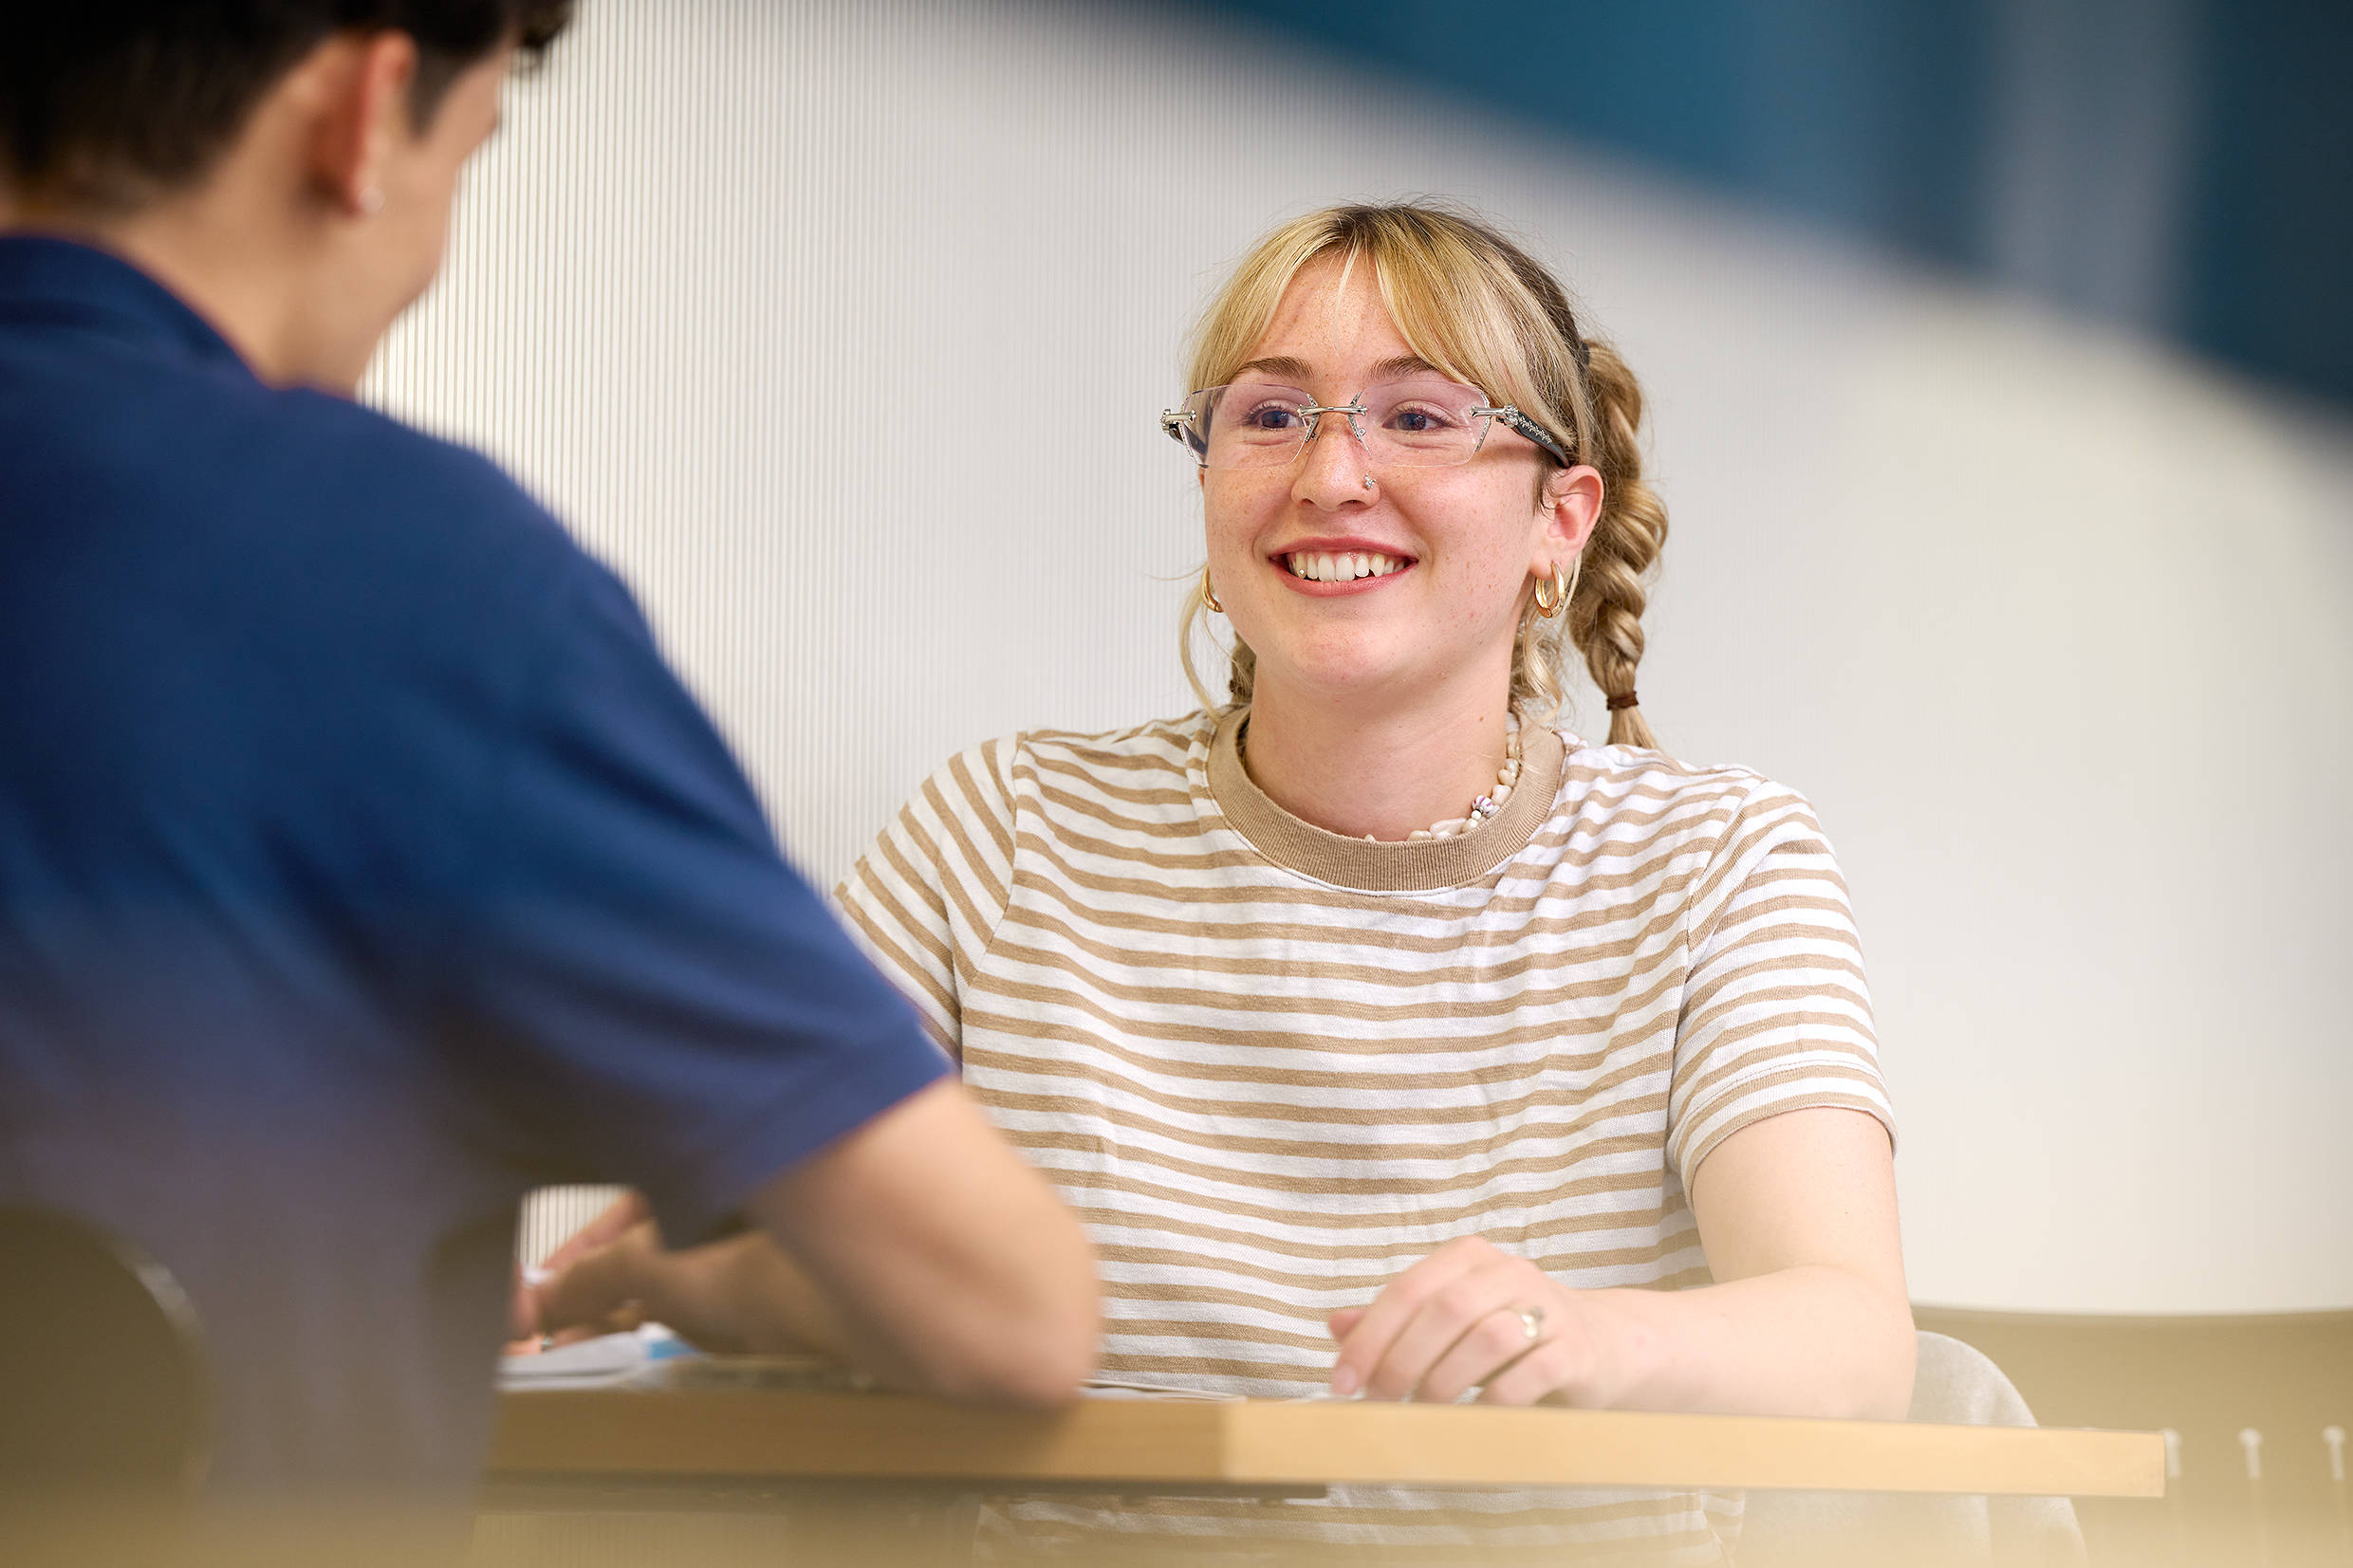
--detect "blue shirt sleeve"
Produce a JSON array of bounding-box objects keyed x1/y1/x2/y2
[{"x1": 450, "y1": 552, "x2": 950, "y2": 1242}]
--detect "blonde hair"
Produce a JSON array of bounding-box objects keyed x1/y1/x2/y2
[{"x1": 1176, "y1": 201, "x2": 1667, "y2": 749}]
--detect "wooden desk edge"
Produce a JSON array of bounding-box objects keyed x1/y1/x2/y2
[{"x1": 491, "y1": 1389, "x2": 2165, "y2": 1499}]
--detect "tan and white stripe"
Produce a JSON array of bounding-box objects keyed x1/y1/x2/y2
[{"x1": 838, "y1": 708, "x2": 1892, "y2": 1562}]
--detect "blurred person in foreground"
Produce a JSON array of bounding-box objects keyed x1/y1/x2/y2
[
  {"x1": 544, "y1": 202, "x2": 1913, "y2": 1563},
  {"x1": 0, "y1": 0, "x2": 1094, "y2": 1493}
]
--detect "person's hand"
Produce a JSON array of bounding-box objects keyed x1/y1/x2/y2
[
  {"x1": 529, "y1": 1191, "x2": 666, "y2": 1343},
  {"x1": 1326, "y1": 1235, "x2": 1616, "y2": 1407},
  {"x1": 527, "y1": 1190, "x2": 847, "y2": 1358},
  {"x1": 507, "y1": 1081, "x2": 1101, "y2": 1403},
  {"x1": 504, "y1": 1264, "x2": 544, "y2": 1356},
  {"x1": 506, "y1": 1190, "x2": 658, "y2": 1355}
]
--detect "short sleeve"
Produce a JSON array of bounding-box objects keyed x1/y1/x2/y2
[
  {"x1": 832, "y1": 737, "x2": 1023, "y2": 1060},
  {"x1": 454, "y1": 558, "x2": 950, "y2": 1242},
  {"x1": 1663, "y1": 781, "x2": 1895, "y2": 1188}
]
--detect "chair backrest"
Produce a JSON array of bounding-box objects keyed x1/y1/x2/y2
[
  {"x1": 1741, "y1": 1331, "x2": 2086, "y2": 1567},
  {"x1": 1915, "y1": 1304, "x2": 2353, "y2": 1567},
  {"x1": 0, "y1": 1207, "x2": 212, "y2": 1492},
  {"x1": 1907, "y1": 1328, "x2": 2045, "y2": 1426}
]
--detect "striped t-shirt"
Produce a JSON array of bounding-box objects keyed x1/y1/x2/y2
[{"x1": 836, "y1": 707, "x2": 1894, "y2": 1564}]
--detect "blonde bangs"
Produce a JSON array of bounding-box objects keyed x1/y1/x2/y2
[
  {"x1": 1182, "y1": 205, "x2": 1589, "y2": 468},
  {"x1": 1182, "y1": 213, "x2": 1330, "y2": 393}
]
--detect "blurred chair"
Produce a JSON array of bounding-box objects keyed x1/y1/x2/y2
[
  {"x1": 1740, "y1": 1330, "x2": 2086, "y2": 1567},
  {"x1": 0, "y1": 1206, "x2": 212, "y2": 1494},
  {"x1": 1914, "y1": 1305, "x2": 2353, "y2": 1568}
]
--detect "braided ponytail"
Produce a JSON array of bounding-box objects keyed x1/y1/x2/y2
[
  {"x1": 1564, "y1": 340, "x2": 1665, "y2": 749},
  {"x1": 1491, "y1": 227, "x2": 1666, "y2": 750}
]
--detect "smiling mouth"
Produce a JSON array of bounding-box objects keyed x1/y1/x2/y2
[{"x1": 1283, "y1": 550, "x2": 1411, "y2": 582}]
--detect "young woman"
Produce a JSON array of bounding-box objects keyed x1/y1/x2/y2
[
  {"x1": 541, "y1": 200, "x2": 1909, "y2": 1561},
  {"x1": 824, "y1": 201, "x2": 1909, "y2": 1560}
]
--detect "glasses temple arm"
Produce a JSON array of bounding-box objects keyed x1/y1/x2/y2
[{"x1": 1473, "y1": 404, "x2": 1572, "y2": 466}]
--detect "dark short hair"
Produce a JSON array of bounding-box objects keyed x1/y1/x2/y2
[{"x1": 0, "y1": 1, "x2": 575, "y2": 211}]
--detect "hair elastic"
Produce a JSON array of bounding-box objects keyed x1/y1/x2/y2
[{"x1": 1605, "y1": 691, "x2": 1640, "y2": 711}]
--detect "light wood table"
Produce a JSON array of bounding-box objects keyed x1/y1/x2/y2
[{"x1": 490, "y1": 1386, "x2": 2165, "y2": 1500}]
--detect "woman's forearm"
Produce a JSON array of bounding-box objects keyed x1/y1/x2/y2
[
  {"x1": 1578, "y1": 1264, "x2": 1916, "y2": 1420},
  {"x1": 1328, "y1": 1110, "x2": 1913, "y2": 1417}
]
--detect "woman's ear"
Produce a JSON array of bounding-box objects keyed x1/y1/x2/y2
[{"x1": 1534, "y1": 464, "x2": 1604, "y2": 574}]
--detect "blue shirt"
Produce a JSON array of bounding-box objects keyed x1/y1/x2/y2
[{"x1": 0, "y1": 237, "x2": 951, "y2": 1489}]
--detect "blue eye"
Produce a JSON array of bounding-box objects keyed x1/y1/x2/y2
[
  {"x1": 1387, "y1": 403, "x2": 1461, "y2": 434},
  {"x1": 1242, "y1": 404, "x2": 1303, "y2": 432}
]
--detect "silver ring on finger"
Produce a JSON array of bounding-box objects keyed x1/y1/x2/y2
[{"x1": 1512, "y1": 1304, "x2": 1546, "y2": 1344}]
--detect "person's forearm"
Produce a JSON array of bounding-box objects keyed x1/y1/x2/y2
[
  {"x1": 1575, "y1": 1264, "x2": 1916, "y2": 1420},
  {"x1": 748, "y1": 1080, "x2": 1101, "y2": 1406},
  {"x1": 747, "y1": 1169, "x2": 1097, "y2": 1405},
  {"x1": 529, "y1": 1213, "x2": 846, "y2": 1359},
  {"x1": 649, "y1": 1231, "x2": 849, "y2": 1358},
  {"x1": 535, "y1": 1090, "x2": 1098, "y2": 1401},
  {"x1": 613, "y1": 1207, "x2": 1092, "y2": 1398}
]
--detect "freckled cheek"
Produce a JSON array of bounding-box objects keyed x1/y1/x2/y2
[
  {"x1": 1423, "y1": 547, "x2": 1535, "y2": 636},
  {"x1": 1204, "y1": 524, "x2": 1254, "y2": 580},
  {"x1": 1203, "y1": 491, "x2": 1279, "y2": 573}
]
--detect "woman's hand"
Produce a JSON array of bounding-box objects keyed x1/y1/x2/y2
[
  {"x1": 1326, "y1": 1235, "x2": 1617, "y2": 1406},
  {"x1": 1329, "y1": 1110, "x2": 1915, "y2": 1420}
]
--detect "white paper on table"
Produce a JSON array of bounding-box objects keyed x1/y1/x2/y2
[
  {"x1": 1079, "y1": 1379, "x2": 1244, "y2": 1402},
  {"x1": 496, "y1": 1323, "x2": 699, "y2": 1391}
]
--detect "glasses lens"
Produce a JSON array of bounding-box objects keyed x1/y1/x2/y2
[
  {"x1": 1169, "y1": 379, "x2": 1499, "y2": 469},
  {"x1": 1360, "y1": 379, "x2": 1490, "y2": 467},
  {"x1": 1192, "y1": 382, "x2": 1314, "y2": 470}
]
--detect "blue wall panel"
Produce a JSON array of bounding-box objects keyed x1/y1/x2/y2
[{"x1": 1173, "y1": 0, "x2": 2353, "y2": 407}]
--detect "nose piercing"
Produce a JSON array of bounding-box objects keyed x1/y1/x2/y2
[{"x1": 1362, "y1": 475, "x2": 1376, "y2": 492}]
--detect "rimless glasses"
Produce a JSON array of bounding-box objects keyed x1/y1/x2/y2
[{"x1": 1158, "y1": 376, "x2": 1570, "y2": 470}]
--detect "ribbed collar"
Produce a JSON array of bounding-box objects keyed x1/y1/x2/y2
[
  {"x1": 0, "y1": 233, "x2": 253, "y2": 378},
  {"x1": 1206, "y1": 706, "x2": 1567, "y2": 894}
]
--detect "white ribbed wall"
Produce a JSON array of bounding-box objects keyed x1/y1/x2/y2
[{"x1": 364, "y1": 0, "x2": 2353, "y2": 1315}]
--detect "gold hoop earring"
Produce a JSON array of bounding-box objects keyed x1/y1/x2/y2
[
  {"x1": 1531, "y1": 560, "x2": 1571, "y2": 618},
  {"x1": 1201, "y1": 568, "x2": 1223, "y2": 616}
]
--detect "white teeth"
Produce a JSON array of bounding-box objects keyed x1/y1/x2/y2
[{"x1": 1285, "y1": 551, "x2": 1407, "y2": 581}]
